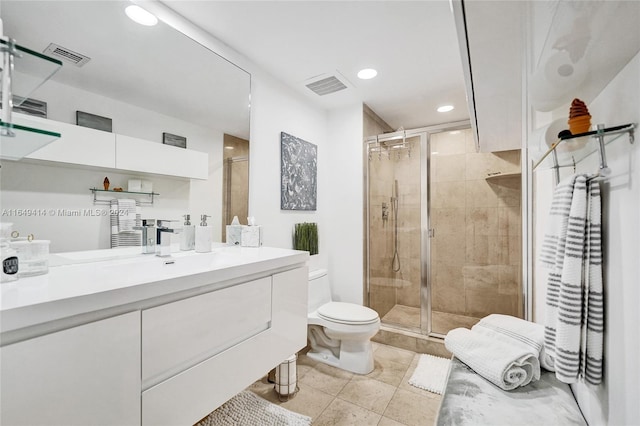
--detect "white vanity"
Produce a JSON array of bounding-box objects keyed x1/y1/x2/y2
[{"x1": 0, "y1": 245, "x2": 309, "y2": 426}]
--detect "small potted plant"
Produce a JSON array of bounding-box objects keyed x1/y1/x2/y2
[{"x1": 293, "y1": 222, "x2": 318, "y2": 255}]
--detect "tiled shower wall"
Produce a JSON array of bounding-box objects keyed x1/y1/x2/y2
[{"x1": 430, "y1": 129, "x2": 522, "y2": 334}]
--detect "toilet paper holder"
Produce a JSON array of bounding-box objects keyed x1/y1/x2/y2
[{"x1": 274, "y1": 354, "x2": 298, "y2": 401}]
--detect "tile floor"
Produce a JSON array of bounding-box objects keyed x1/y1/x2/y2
[{"x1": 248, "y1": 342, "x2": 442, "y2": 426}]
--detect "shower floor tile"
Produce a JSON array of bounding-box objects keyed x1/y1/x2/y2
[
  {"x1": 382, "y1": 304, "x2": 421, "y2": 329},
  {"x1": 380, "y1": 305, "x2": 481, "y2": 336},
  {"x1": 431, "y1": 311, "x2": 480, "y2": 335}
]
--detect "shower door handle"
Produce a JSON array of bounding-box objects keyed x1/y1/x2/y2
[{"x1": 428, "y1": 228, "x2": 435, "y2": 238}]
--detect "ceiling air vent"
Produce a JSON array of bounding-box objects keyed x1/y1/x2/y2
[
  {"x1": 305, "y1": 75, "x2": 348, "y2": 96},
  {"x1": 43, "y1": 43, "x2": 91, "y2": 67}
]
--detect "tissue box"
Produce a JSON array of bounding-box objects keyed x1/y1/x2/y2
[
  {"x1": 141, "y1": 180, "x2": 153, "y2": 193},
  {"x1": 226, "y1": 225, "x2": 243, "y2": 246},
  {"x1": 241, "y1": 226, "x2": 262, "y2": 247},
  {"x1": 128, "y1": 179, "x2": 142, "y2": 192}
]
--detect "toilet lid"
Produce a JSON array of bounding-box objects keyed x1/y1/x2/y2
[{"x1": 317, "y1": 302, "x2": 379, "y2": 325}]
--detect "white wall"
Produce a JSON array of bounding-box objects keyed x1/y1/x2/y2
[
  {"x1": 248, "y1": 75, "x2": 328, "y2": 271},
  {"x1": 326, "y1": 106, "x2": 364, "y2": 304},
  {"x1": 533, "y1": 52, "x2": 640, "y2": 426}
]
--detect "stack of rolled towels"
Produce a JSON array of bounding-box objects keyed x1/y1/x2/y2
[{"x1": 444, "y1": 314, "x2": 553, "y2": 391}]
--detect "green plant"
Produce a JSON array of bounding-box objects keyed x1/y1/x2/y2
[{"x1": 294, "y1": 222, "x2": 318, "y2": 255}]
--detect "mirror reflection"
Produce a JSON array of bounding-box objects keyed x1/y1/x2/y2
[{"x1": 0, "y1": 1, "x2": 250, "y2": 252}]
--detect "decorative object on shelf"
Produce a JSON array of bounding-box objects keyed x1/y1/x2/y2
[
  {"x1": 281, "y1": 132, "x2": 317, "y2": 211},
  {"x1": 294, "y1": 222, "x2": 318, "y2": 255},
  {"x1": 140, "y1": 180, "x2": 153, "y2": 193},
  {"x1": 103, "y1": 177, "x2": 110, "y2": 190},
  {"x1": 568, "y1": 98, "x2": 591, "y2": 135},
  {"x1": 76, "y1": 111, "x2": 112, "y2": 132},
  {"x1": 0, "y1": 96, "x2": 47, "y2": 118},
  {"x1": 113, "y1": 187, "x2": 123, "y2": 192},
  {"x1": 162, "y1": 132, "x2": 187, "y2": 148},
  {"x1": 127, "y1": 179, "x2": 141, "y2": 192}
]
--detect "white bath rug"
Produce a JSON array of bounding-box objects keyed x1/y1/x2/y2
[
  {"x1": 408, "y1": 354, "x2": 452, "y2": 395},
  {"x1": 196, "y1": 390, "x2": 311, "y2": 426}
]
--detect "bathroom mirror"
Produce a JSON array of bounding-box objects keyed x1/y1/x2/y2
[{"x1": 1, "y1": 1, "x2": 250, "y2": 248}]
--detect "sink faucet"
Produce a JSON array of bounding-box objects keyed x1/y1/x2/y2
[
  {"x1": 156, "y1": 219, "x2": 181, "y2": 257},
  {"x1": 134, "y1": 219, "x2": 156, "y2": 254}
]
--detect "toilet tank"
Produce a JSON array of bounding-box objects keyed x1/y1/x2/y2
[{"x1": 308, "y1": 269, "x2": 332, "y2": 313}]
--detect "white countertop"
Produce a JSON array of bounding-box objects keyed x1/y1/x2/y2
[{"x1": 1, "y1": 244, "x2": 308, "y2": 335}]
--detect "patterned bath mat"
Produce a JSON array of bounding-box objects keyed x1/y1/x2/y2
[
  {"x1": 196, "y1": 390, "x2": 311, "y2": 426},
  {"x1": 408, "y1": 354, "x2": 452, "y2": 395}
]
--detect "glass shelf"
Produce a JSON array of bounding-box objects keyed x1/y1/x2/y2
[
  {"x1": 532, "y1": 123, "x2": 635, "y2": 171},
  {"x1": 0, "y1": 120, "x2": 61, "y2": 160},
  {"x1": 90, "y1": 188, "x2": 159, "y2": 196},
  {"x1": 89, "y1": 188, "x2": 159, "y2": 205},
  {"x1": 485, "y1": 172, "x2": 521, "y2": 186},
  {"x1": 0, "y1": 38, "x2": 62, "y2": 108}
]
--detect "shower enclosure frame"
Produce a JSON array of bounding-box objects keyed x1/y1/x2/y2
[{"x1": 363, "y1": 120, "x2": 472, "y2": 338}]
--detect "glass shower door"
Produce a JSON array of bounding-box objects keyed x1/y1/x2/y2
[{"x1": 366, "y1": 133, "x2": 424, "y2": 332}]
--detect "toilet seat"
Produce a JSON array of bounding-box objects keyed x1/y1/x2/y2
[{"x1": 317, "y1": 302, "x2": 379, "y2": 325}]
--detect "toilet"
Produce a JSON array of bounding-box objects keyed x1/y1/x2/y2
[{"x1": 307, "y1": 269, "x2": 380, "y2": 374}]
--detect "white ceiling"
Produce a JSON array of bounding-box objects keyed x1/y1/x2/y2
[{"x1": 162, "y1": 0, "x2": 470, "y2": 131}]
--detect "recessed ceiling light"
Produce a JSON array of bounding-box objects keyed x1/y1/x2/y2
[
  {"x1": 125, "y1": 5, "x2": 158, "y2": 26},
  {"x1": 357, "y1": 68, "x2": 378, "y2": 80},
  {"x1": 437, "y1": 105, "x2": 454, "y2": 113},
  {"x1": 224, "y1": 146, "x2": 234, "y2": 150},
  {"x1": 450, "y1": 130, "x2": 461, "y2": 135}
]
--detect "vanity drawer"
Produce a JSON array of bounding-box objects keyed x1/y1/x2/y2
[{"x1": 141, "y1": 277, "x2": 272, "y2": 385}]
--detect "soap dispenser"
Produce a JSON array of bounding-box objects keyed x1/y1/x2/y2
[
  {"x1": 195, "y1": 214, "x2": 212, "y2": 253},
  {"x1": 180, "y1": 214, "x2": 195, "y2": 251}
]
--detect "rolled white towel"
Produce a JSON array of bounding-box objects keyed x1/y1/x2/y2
[
  {"x1": 444, "y1": 327, "x2": 541, "y2": 391},
  {"x1": 473, "y1": 314, "x2": 555, "y2": 372}
]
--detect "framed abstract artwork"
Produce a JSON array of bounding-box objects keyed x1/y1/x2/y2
[{"x1": 280, "y1": 132, "x2": 317, "y2": 210}]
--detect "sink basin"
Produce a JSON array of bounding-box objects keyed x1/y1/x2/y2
[
  {"x1": 49, "y1": 247, "x2": 146, "y2": 266},
  {"x1": 48, "y1": 244, "x2": 233, "y2": 267}
]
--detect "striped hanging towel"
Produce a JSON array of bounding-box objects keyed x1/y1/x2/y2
[
  {"x1": 583, "y1": 178, "x2": 603, "y2": 384},
  {"x1": 110, "y1": 199, "x2": 142, "y2": 248},
  {"x1": 540, "y1": 174, "x2": 603, "y2": 385}
]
